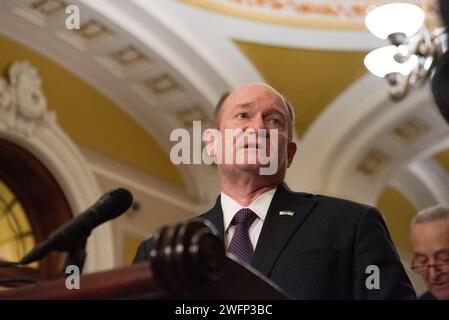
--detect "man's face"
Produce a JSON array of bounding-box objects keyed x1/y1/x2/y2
[
  {"x1": 210, "y1": 84, "x2": 296, "y2": 177},
  {"x1": 410, "y1": 219, "x2": 449, "y2": 299}
]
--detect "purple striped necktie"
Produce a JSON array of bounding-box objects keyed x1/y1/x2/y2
[{"x1": 227, "y1": 208, "x2": 257, "y2": 265}]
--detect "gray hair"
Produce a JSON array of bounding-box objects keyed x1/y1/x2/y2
[{"x1": 411, "y1": 205, "x2": 449, "y2": 227}]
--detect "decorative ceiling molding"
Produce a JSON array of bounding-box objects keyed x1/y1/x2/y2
[
  {"x1": 0, "y1": 0, "x2": 235, "y2": 201},
  {"x1": 153, "y1": 0, "x2": 387, "y2": 58},
  {"x1": 390, "y1": 165, "x2": 439, "y2": 211},
  {"x1": 356, "y1": 148, "x2": 391, "y2": 179},
  {"x1": 11, "y1": 0, "x2": 68, "y2": 28},
  {"x1": 133, "y1": 73, "x2": 186, "y2": 106},
  {"x1": 97, "y1": 45, "x2": 153, "y2": 78},
  {"x1": 0, "y1": 60, "x2": 114, "y2": 272},
  {"x1": 0, "y1": 60, "x2": 54, "y2": 136},
  {"x1": 354, "y1": 117, "x2": 432, "y2": 179},
  {"x1": 58, "y1": 19, "x2": 117, "y2": 51},
  {"x1": 391, "y1": 158, "x2": 449, "y2": 210},
  {"x1": 29, "y1": 0, "x2": 68, "y2": 17},
  {"x1": 288, "y1": 74, "x2": 449, "y2": 205},
  {"x1": 391, "y1": 117, "x2": 431, "y2": 146},
  {"x1": 169, "y1": 104, "x2": 210, "y2": 130},
  {"x1": 179, "y1": 0, "x2": 438, "y2": 29}
]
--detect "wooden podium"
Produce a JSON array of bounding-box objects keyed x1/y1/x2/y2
[{"x1": 0, "y1": 220, "x2": 288, "y2": 300}]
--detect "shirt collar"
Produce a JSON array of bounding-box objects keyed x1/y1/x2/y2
[{"x1": 221, "y1": 188, "x2": 276, "y2": 232}]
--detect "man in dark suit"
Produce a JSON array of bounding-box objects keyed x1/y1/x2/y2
[{"x1": 134, "y1": 83, "x2": 415, "y2": 299}]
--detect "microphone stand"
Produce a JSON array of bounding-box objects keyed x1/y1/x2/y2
[{"x1": 61, "y1": 238, "x2": 87, "y2": 276}]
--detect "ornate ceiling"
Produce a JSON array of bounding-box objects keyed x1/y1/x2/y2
[
  {"x1": 180, "y1": 0, "x2": 438, "y2": 29},
  {"x1": 1, "y1": 0, "x2": 449, "y2": 254}
]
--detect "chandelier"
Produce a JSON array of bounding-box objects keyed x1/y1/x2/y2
[{"x1": 364, "y1": 2, "x2": 447, "y2": 101}]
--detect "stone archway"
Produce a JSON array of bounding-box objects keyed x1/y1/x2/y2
[{"x1": 0, "y1": 60, "x2": 115, "y2": 273}]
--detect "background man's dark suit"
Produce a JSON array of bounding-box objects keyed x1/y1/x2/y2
[{"x1": 134, "y1": 183, "x2": 416, "y2": 299}]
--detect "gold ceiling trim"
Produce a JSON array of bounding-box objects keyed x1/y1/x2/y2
[
  {"x1": 180, "y1": 0, "x2": 440, "y2": 30},
  {"x1": 179, "y1": 0, "x2": 368, "y2": 30}
]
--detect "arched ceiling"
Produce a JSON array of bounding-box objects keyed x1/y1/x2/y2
[
  {"x1": 235, "y1": 40, "x2": 367, "y2": 137},
  {"x1": 180, "y1": 0, "x2": 438, "y2": 29},
  {"x1": 1, "y1": 0, "x2": 449, "y2": 246},
  {"x1": 0, "y1": 33, "x2": 184, "y2": 187}
]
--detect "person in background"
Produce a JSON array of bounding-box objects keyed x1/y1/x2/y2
[{"x1": 410, "y1": 205, "x2": 449, "y2": 300}]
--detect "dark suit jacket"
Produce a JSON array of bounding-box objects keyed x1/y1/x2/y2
[{"x1": 133, "y1": 183, "x2": 416, "y2": 299}]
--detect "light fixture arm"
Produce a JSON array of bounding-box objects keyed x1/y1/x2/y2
[
  {"x1": 384, "y1": 26, "x2": 447, "y2": 101},
  {"x1": 365, "y1": 2, "x2": 448, "y2": 102},
  {"x1": 386, "y1": 72, "x2": 412, "y2": 101}
]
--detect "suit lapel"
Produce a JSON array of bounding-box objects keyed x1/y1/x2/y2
[
  {"x1": 252, "y1": 183, "x2": 317, "y2": 277},
  {"x1": 201, "y1": 196, "x2": 225, "y2": 241}
]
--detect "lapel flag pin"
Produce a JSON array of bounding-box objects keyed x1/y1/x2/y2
[{"x1": 279, "y1": 210, "x2": 295, "y2": 216}]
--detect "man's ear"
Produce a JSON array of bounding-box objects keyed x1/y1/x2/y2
[
  {"x1": 287, "y1": 141, "x2": 297, "y2": 168},
  {"x1": 203, "y1": 128, "x2": 218, "y2": 157}
]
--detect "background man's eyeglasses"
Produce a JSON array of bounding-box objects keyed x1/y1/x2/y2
[{"x1": 411, "y1": 251, "x2": 449, "y2": 275}]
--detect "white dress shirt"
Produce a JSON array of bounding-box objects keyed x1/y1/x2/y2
[{"x1": 221, "y1": 188, "x2": 276, "y2": 250}]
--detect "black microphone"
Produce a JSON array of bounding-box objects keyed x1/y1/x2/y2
[{"x1": 20, "y1": 188, "x2": 133, "y2": 265}]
